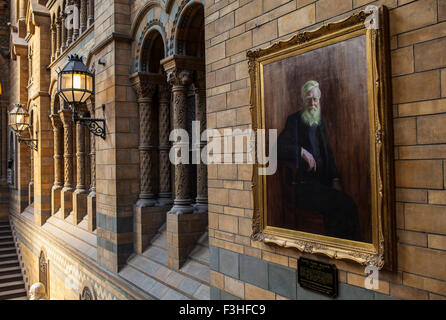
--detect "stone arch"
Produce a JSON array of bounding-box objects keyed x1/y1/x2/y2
[
  {"x1": 38, "y1": 249, "x2": 49, "y2": 298},
  {"x1": 49, "y1": 80, "x2": 60, "y2": 114},
  {"x1": 169, "y1": 0, "x2": 204, "y2": 56},
  {"x1": 79, "y1": 281, "x2": 97, "y2": 300},
  {"x1": 130, "y1": 0, "x2": 161, "y2": 39},
  {"x1": 131, "y1": 2, "x2": 167, "y2": 73},
  {"x1": 139, "y1": 26, "x2": 166, "y2": 73}
]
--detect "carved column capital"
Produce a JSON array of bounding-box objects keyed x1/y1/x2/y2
[
  {"x1": 167, "y1": 69, "x2": 193, "y2": 88},
  {"x1": 49, "y1": 113, "x2": 63, "y2": 130},
  {"x1": 59, "y1": 109, "x2": 73, "y2": 125},
  {"x1": 132, "y1": 75, "x2": 157, "y2": 102}
]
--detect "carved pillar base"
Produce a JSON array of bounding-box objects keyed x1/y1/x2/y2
[
  {"x1": 166, "y1": 211, "x2": 208, "y2": 270},
  {"x1": 87, "y1": 192, "x2": 96, "y2": 232},
  {"x1": 167, "y1": 201, "x2": 194, "y2": 215},
  {"x1": 51, "y1": 185, "x2": 62, "y2": 215},
  {"x1": 61, "y1": 187, "x2": 74, "y2": 219},
  {"x1": 134, "y1": 205, "x2": 169, "y2": 254},
  {"x1": 193, "y1": 200, "x2": 208, "y2": 214},
  {"x1": 73, "y1": 189, "x2": 88, "y2": 224}
]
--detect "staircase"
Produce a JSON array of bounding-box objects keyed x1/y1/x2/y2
[
  {"x1": 0, "y1": 221, "x2": 27, "y2": 300},
  {"x1": 119, "y1": 224, "x2": 210, "y2": 299}
]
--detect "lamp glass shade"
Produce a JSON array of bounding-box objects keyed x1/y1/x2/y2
[
  {"x1": 8, "y1": 105, "x2": 30, "y2": 133},
  {"x1": 57, "y1": 55, "x2": 94, "y2": 105}
]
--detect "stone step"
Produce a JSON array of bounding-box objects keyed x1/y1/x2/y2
[
  {"x1": 0, "y1": 273, "x2": 23, "y2": 284},
  {"x1": 0, "y1": 241, "x2": 14, "y2": 249},
  {"x1": 188, "y1": 243, "x2": 209, "y2": 266},
  {"x1": 0, "y1": 229, "x2": 12, "y2": 235},
  {"x1": 0, "y1": 253, "x2": 17, "y2": 262},
  {"x1": 0, "y1": 280, "x2": 25, "y2": 292},
  {"x1": 0, "y1": 288, "x2": 27, "y2": 300},
  {"x1": 0, "y1": 266, "x2": 22, "y2": 277},
  {"x1": 0, "y1": 235, "x2": 13, "y2": 242},
  {"x1": 8, "y1": 296, "x2": 28, "y2": 300},
  {"x1": 0, "y1": 247, "x2": 16, "y2": 255},
  {"x1": 0, "y1": 259, "x2": 20, "y2": 269}
]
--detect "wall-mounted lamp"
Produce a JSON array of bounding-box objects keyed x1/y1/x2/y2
[
  {"x1": 8, "y1": 104, "x2": 38, "y2": 151},
  {"x1": 57, "y1": 54, "x2": 106, "y2": 139}
]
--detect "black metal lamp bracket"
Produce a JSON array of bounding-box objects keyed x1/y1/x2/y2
[
  {"x1": 72, "y1": 104, "x2": 106, "y2": 139},
  {"x1": 18, "y1": 137, "x2": 38, "y2": 151}
]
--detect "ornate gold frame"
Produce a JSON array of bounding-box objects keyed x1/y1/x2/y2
[{"x1": 247, "y1": 7, "x2": 396, "y2": 270}]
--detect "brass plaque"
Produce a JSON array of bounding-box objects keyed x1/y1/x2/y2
[{"x1": 298, "y1": 257, "x2": 338, "y2": 298}]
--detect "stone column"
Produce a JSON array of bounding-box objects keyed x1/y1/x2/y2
[
  {"x1": 61, "y1": 13, "x2": 67, "y2": 52},
  {"x1": 66, "y1": 1, "x2": 73, "y2": 48},
  {"x1": 73, "y1": 108, "x2": 88, "y2": 224},
  {"x1": 165, "y1": 69, "x2": 209, "y2": 270},
  {"x1": 132, "y1": 75, "x2": 159, "y2": 253},
  {"x1": 72, "y1": 0, "x2": 80, "y2": 41},
  {"x1": 59, "y1": 109, "x2": 74, "y2": 219},
  {"x1": 135, "y1": 81, "x2": 157, "y2": 207},
  {"x1": 88, "y1": 0, "x2": 94, "y2": 26},
  {"x1": 29, "y1": 141, "x2": 34, "y2": 205},
  {"x1": 158, "y1": 84, "x2": 172, "y2": 206},
  {"x1": 50, "y1": 114, "x2": 64, "y2": 215},
  {"x1": 87, "y1": 116, "x2": 96, "y2": 232},
  {"x1": 194, "y1": 84, "x2": 208, "y2": 213},
  {"x1": 51, "y1": 24, "x2": 56, "y2": 61},
  {"x1": 168, "y1": 70, "x2": 194, "y2": 215},
  {"x1": 56, "y1": 17, "x2": 61, "y2": 57},
  {"x1": 80, "y1": 0, "x2": 87, "y2": 33}
]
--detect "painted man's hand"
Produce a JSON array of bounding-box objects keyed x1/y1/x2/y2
[{"x1": 301, "y1": 147, "x2": 316, "y2": 172}]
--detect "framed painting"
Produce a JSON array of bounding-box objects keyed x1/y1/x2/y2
[{"x1": 248, "y1": 7, "x2": 396, "y2": 269}]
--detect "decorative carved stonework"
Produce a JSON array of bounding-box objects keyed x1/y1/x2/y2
[
  {"x1": 66, "y1": 0, "x2": 73, "y2": 47},
  {"x1": 81, "y1": 287, "x2": 93, "y2": 300},
  {"x1": 158, "y1": 84, "x2": 172, "y2": 203},
  {"x1": 50, "y1": 114, "x2": 64, "y2": 188},
  {"x1": 51, "y1": 24, "x2": 56, "y2": 60},
  {"x1": 75, "y1": 120, "x2": 87, "y2": 191},
  {"x1": 132, "y1": 75, "x2": 157, "y2": 102},
  {"x1": 131, "y1": 74, "x2": 159, "y2": 207},
  {"x1": 59, "y1": 110, "x2": 74, "y2": 190},
  {"x1": 56, "y1": 18, "x2": 61, "y2": 56},
  {"x1": 80, "y1": 0, "x2": 87, "y2": 32},
  {"x1": 167, "y1": 68, "x2": 193, "y2": 214},
  {"x1": 194, "y1": 87, "x2": 207, "y2": 211},
  {"x1": 72, "y1": 0, "x2": 80, "y2": 41}
]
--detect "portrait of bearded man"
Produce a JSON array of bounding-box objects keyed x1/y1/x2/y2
[{"x1": 277, "y1": 80, "x2": 362, "y2": 241}]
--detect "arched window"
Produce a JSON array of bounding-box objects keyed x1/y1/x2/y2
[
  {"x1": 38, "y1": 251, "x2": 49, "y2": 297},
  {"x1": 80, "y1": 286, "x2": 94, "y2": 300}
]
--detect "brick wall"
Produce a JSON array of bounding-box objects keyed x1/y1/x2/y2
[{"x1": 205, "y1": 0, "x2": 446, "y2": 300}]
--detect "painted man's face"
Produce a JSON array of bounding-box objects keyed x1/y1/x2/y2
[{"x1": 304, "y1": 88, "x2": 320, "y2": 111}]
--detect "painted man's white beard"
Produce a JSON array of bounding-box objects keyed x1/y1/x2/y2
[{"x1": 302, "y1": 106, "x2": 321, "y2": 127}]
